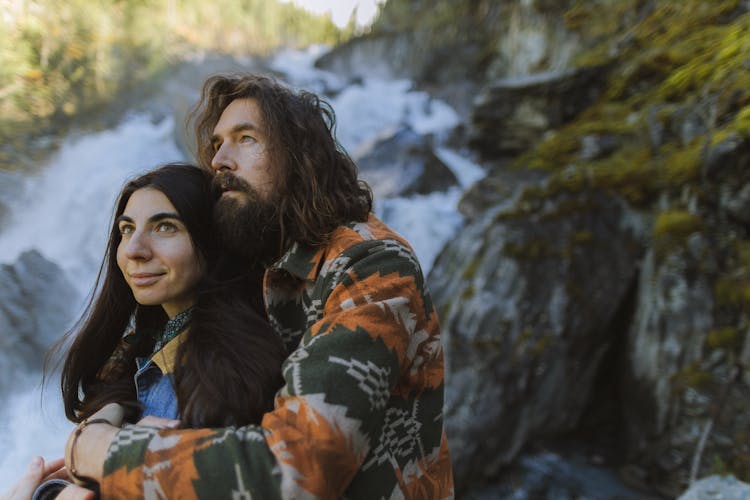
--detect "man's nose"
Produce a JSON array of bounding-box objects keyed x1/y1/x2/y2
[{"x1": 211, "y1": 142, "x2": 235, "y2": 172}]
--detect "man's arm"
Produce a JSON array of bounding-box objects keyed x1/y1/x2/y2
[{"x1": 96, "y1": 239, "x2": 431, "y2": 499}]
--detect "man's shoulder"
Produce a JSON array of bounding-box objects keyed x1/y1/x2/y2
[
  {"x1": 272, "y1": 214, "x2": 419, "y2": 283},
  {"x1": 326, "y1": 213, "x2": 412, "y2": 258}
]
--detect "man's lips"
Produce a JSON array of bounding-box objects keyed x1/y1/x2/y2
[{"x1": 128, "y1": 272, "x2": 164, "y2": 286}]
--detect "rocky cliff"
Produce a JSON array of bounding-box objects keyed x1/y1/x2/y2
[{"x1": 319, "y1": 0, "x2": 750, "y2": 497}]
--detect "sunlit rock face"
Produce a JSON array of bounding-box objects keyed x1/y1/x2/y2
[
  {"x1": 0, "y1": 250, "x2": 77, "y2": 396},
  {"x1": 430, "y1": 188, "x2": 642, "y2": 491}
]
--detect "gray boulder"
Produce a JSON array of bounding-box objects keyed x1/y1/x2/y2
[
  {"x1": 354, "y1": 126, "x2": 458, "y2": 198},
  {"x1": 0, "y1": 250, "x2": 78, "y2": 395},
  {"x1": 678, "y1": 475, "x2": 750, "y2": 499}
]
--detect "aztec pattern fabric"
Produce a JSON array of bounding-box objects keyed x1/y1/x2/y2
[{"x1": 100, "y1": 214, "x2": 454, "y2": 499}]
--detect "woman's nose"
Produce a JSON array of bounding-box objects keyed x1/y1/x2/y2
[{"x1": 123, "y1": 231, "x2": 152, "y2": 260}]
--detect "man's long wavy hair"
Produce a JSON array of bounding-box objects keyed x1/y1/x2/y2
[
  {"x1": 191, "y1": 74, "x2": 373, "y2": 251},
  {"x1": 56, "y1": 163, "x2": 285, "y2": 427}
]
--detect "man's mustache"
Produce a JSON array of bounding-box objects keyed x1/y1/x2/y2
[{"x1": 211, "y1": 172, "x2": 252, "y2": 197}]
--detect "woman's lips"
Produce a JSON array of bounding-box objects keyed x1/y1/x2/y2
[{"x1": 129, "y1": 273, "x2": 163, "y2": 286}]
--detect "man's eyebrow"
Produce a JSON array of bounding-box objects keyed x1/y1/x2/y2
[{"x1": 211, "y1": 122, "x2": 259, "y2": 144}]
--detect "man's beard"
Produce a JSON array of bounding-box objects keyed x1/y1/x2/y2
[{"x1": 211, "y1": 172, "x2": 282, "y2": 265}]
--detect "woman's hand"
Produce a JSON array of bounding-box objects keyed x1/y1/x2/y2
[
  {"x1": 0, "y1": 456, "x2": 64, "y2": 500},
  {"x1": 64, "y1": 403, "x2": 123, "y2": 486}
]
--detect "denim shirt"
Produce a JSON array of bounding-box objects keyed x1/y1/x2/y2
[
  {"x1": 132, "y1": 308, "x2": 191, "y2": 419},
  {"x1": 134, "y1": 355, "x2": 179, "y2": 420}
]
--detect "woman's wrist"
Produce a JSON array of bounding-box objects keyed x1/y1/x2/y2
[{"x1": 66, "y1": 418, "x2": 117, "y2": 485}]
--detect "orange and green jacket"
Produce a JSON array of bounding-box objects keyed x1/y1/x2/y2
[{"x1": 101, "y1": 214, "x2": 454, "y2": 499}]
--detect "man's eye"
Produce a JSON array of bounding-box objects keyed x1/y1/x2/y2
[
  {"x1": 240, "y1": 135, "x2": 256, "y2": 144},
  {"x1": 155, "y1": 222, "x2": 177, "y2": 233},
  {"x1": 212, "y1": 141, "x2": 222, "y2": 152}
]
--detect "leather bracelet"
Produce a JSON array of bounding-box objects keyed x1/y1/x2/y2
[{"x1": 68, "y1": 417, "x2": 113, "y2": 486}]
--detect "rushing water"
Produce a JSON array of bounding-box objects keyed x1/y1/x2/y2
[{"x1": 0, "y1": 47, "x2": 482, "y2": 489}]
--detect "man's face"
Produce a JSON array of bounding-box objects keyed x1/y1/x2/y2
[
  {"x1": 209, "y1": 97, "x2": 281, "y2": 262},
  {"x1": 210, "y1": 98, "x2": 274, "y2": 200}
]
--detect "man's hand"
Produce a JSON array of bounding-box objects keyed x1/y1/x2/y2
[
  {"x1": 137, "y1": 415, "x2": 180, "y2": 429},
  {"x1": 1, "y1": 456, "x2": 65, "y2": 500}
]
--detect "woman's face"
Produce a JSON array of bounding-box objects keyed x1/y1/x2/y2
[{"x1": 116, "y1": 187, "x2": 203, "y2": 318}]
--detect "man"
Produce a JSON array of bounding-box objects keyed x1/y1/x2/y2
[{"x1": 63, "y1": 74, "x2": 454, "y2": 499}]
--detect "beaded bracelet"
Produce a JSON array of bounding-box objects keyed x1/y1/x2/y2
[{"x1": 68, "y1": 417, "x2": 113, "y2": 486}]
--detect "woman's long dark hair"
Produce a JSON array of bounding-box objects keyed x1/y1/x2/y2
[{"x1": 57, "y1": 163, "x2": 285, "y2": 426}]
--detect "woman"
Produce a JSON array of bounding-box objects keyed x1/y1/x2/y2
[
  {"x1": 3, "y1": 163, "x2": 286, "y2": 499},
  {"x1": 62, "y1": 162, "x2": 285, "y2": 428}
]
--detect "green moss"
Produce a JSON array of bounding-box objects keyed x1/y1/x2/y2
[
  {"x1": 652, "y1": 210, "x2": 703, "y2": 259},
  {"x1": 709, "y1": 454, "x2": 731, "y2": 476},
  {"x1": 661, "y1": 139, "x2": 704, "y2": 185},
  {"x1": 563, "y1": 231, "x2": 595, "y2": 259},
  {"x1": 714, "y1": 275, "x2": 750, "y2": 312},
  {"x1": 461, "y1": 258, "x2": 481, "y2": 280},
  {"x1": 735, "y1": 240, "x2": 750, "y2": 268},
  {"x1": 653, "y1": 210, "x2": 702, "y2": 237},
  {"x1": 503, "y1": 240, "x2": 555, "y2": 260},
  {"x1": 706, "y1": 326, "x2": 742, "y2": 351},
  {"x1": 731, "y1": 451, "x2": 750, "y2": 482},
  {"x1": 438, "y1": 301, "x2": 453, "y2": 324},
  {"x1": 460, "y1": 286, "x2": 476, "y2": 301},
  {"x1": 512, "y1": 2, "x2": 750, "y2": 209},
  {"x1": 671, "y1": 362, "x2": 714, "y2": 394},
  {"x1": 530, "y1": 334, "x2": 555, "y2": 357},
  {"x1": 734, "y1": 105, "x2": 750, "y2": 136},
  {"x1": 471, "y1": 336, "x2": 504, "y2": 351}
]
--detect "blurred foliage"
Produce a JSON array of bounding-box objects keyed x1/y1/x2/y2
[{"x1": 0, "y1": 0, "x2": 347, "y2": 165}]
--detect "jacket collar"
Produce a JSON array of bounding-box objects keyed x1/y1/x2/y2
[{"x1": 271, "y1": 240, "x2": 325, "y2": 282}]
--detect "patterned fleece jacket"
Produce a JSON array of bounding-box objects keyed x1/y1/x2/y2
[{"x1": 100, "y1": 214, "x2": 454, "y2": 499}]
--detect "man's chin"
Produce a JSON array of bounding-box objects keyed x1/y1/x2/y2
[{"x1": 213, "y1": 193, "x2": 281, "y2": 263}]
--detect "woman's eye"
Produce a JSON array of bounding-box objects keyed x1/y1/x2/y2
[
  {"x1": 155, "y1": 222, "x2": 177, "y2": 233},
  {"x1": 118, "y1": 224, "x2": 134, "y2": 236},
  {"x1": 240, "y1": 135, "x2": 255, "y2": 144}
]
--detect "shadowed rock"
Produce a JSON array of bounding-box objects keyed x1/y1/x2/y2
[
  {"x1": 470, "y1": 65, "x2": 610, "y2": 160},
  {"x1": 429, "y1": 189, "x2": 641, "y2": 492}
]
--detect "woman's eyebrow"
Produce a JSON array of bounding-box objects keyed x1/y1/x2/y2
[
  {"x1": 115, "y1": 212, "x2": 181, "y2": 225},
  {"x1": 148, "y1": 212, "x2": 182, "y2": 223}
]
